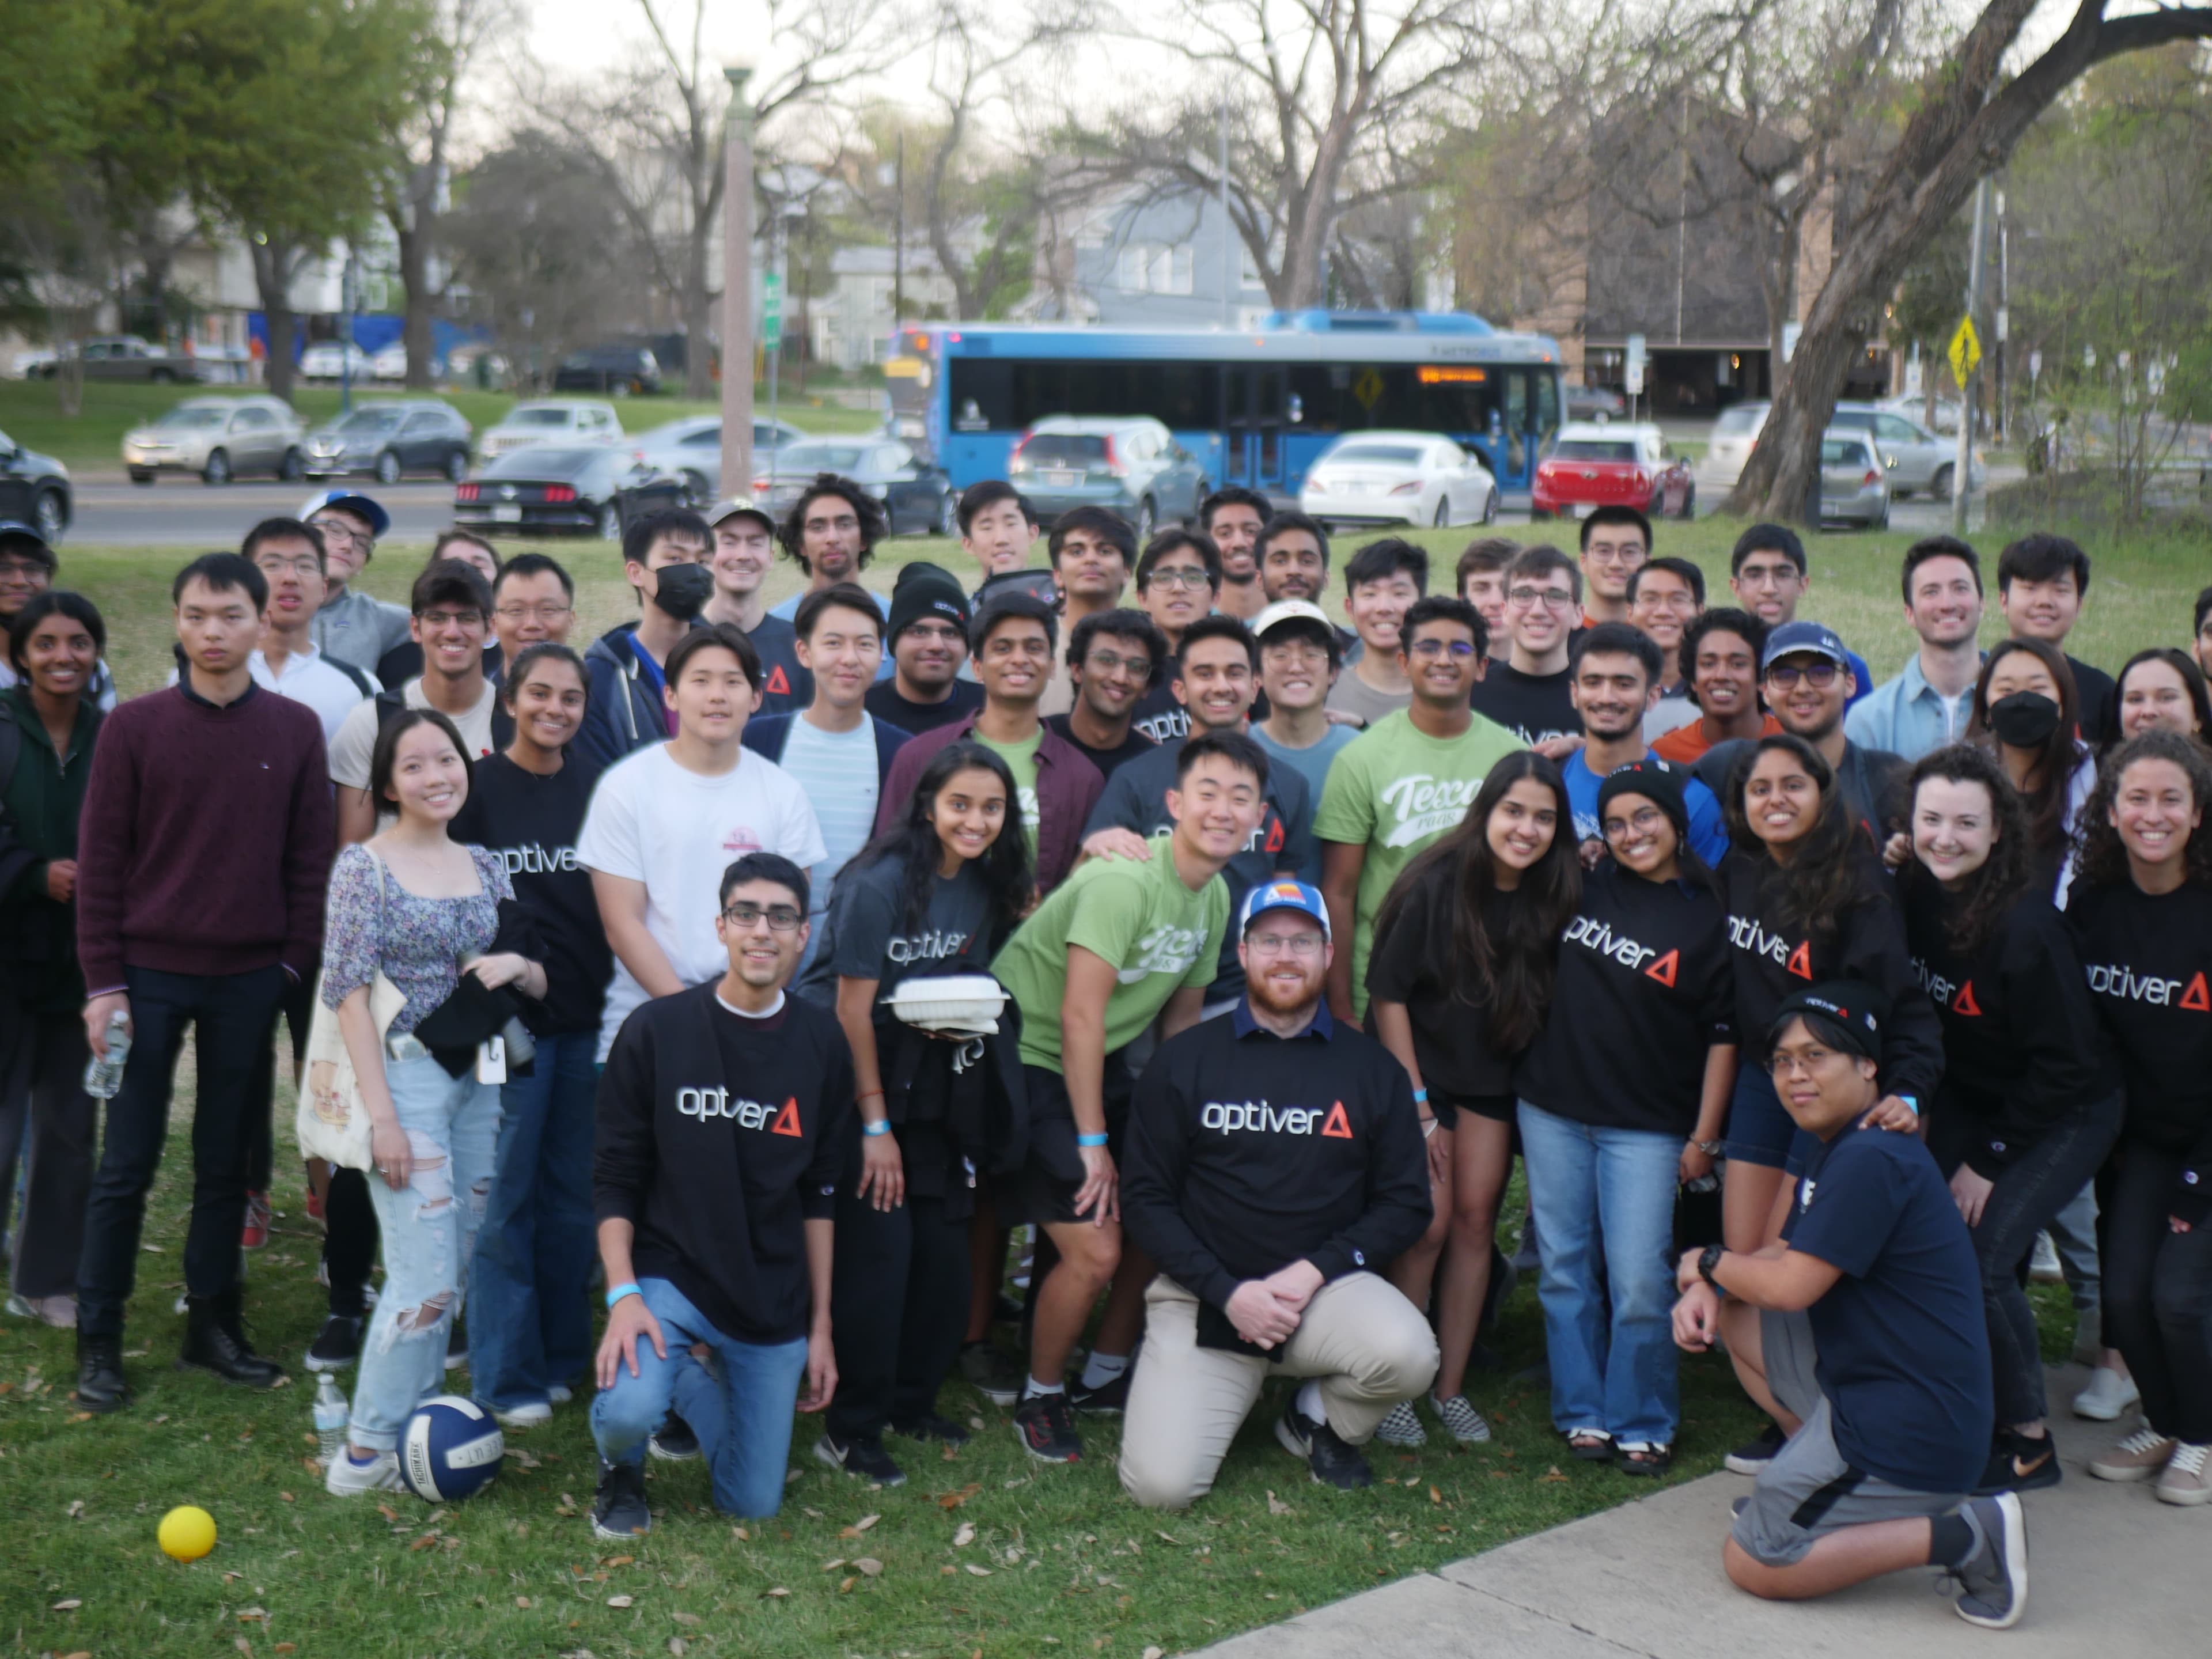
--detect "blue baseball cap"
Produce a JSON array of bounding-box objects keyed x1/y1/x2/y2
[
  {"x1": 1239, "y1": 878, "x2": 1331, "y2": 940},
  {"x1": 296, "y1": 488, "x2": 391, "y2": 539},
  {"x1": 1762, "y1": 619, "x2": 1849, "y2": 672}
]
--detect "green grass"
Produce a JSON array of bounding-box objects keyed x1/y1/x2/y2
[{"x1": 0, "y1": 379, "x2": 884, "y2": 472}]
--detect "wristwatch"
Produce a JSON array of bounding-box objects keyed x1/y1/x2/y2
[
  {"x1": 1694, "y1": 1139, "x2": 1725, "y2": 1158},
  {"x1": 1696, "y1": 1241, "x2": 1727, "y2": 1288}
]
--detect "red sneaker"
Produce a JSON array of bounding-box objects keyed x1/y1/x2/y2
[{"x1": 241, "y1": 1190, "x2": 272, "y2": 1249}]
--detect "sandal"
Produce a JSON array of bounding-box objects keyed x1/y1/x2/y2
[
  {"x1": 1617, "y1": 1442, "x2": 1672, "y2": 1477},
  {"x1": 1565, "y1": 1428, "x2": 1614, "y2": 1462}
]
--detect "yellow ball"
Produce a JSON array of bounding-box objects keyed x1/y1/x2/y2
[{"x1": 158, "y1": 1505, "x2": 217, "y2": 1561}]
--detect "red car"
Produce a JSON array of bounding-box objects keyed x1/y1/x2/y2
[{"x1": 1532, "y1": 422, "x2": 1695, "y2": 520}]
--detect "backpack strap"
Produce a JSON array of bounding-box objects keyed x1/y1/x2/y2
[{"x1": 330, "y1": 657, "x2": 379, "y2": 699}]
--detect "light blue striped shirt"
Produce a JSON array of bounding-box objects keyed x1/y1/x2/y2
[{"x1": 775, "y1": 715, "x2": 885, "y2": 969}]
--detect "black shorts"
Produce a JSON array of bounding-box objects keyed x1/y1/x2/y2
[
  {"x1": 1005, "y1": 1058, "x2": 1134, "y2": 1228},
  {"x1": 1432, "y1": 1092, "x2": 1516, "y2": 1128}
]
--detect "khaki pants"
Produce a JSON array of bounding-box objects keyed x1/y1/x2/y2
[{"x1": 1119, "y1": 1272, "x2": 1439, "y2": 1510}]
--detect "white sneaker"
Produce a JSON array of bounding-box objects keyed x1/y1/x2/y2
[
  {"x1": 547, "y1": 1383, "x2": 573, "y2": 1404},
  {"x1": 2073, "y1": 1366, "x2": 2141, "y2": 1421},
  {"x1": 2028, "y1": 1232, "x2": 2064, "y2": 1283},
  {"x1": 495, "y1": 1400, "x2": 553, "y2": 1428},
  {"x1": 324, "y1": 1448, "x2": 403, "y2": 1497}
]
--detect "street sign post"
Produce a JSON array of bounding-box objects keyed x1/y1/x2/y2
[
  {"x1": 1624, "y1": 334, "x2": 1646, "y2": 416},
  {"x1": 1947, "y1": 316, "x2": 1982, "y2": 391},
  {"x1": 761, "y1": 271, "x2": 784, "y2": 353}
]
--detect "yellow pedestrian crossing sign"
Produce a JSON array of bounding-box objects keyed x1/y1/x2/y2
[{"x1": 1948, "y1": 316, "x2": 1982, "y2": 387}]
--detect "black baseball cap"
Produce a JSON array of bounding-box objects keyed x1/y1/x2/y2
[
  {"x1": 0, "y1": 522, "x2": 57, "y2": 567},
  {"x1": 1770, "y1": 981, "x2": 1888, "y2": 1060}
]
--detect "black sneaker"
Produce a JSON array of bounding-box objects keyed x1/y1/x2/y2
[
  {"x1": 592, "y1": 1458, "x2": 652, "y2": 1540},
  {"x1": 305, "y1": 1315, "x2": 362, "y2": 1373},
  {"x1": 1951, "y1": 1492, "x2": 2028, "y2": 1630},
  {"x1": 1272, "y1": 1399, "x2": 1373, "y2": 1490},
  {"x1": 74, "y1": 1333, "x2": 130, "y2": 1414},
  {"x1": 1013, "y1": 1389, "x2": 1083, "y2": 1463},
  {"x1": 815, "y1": 1430, "x2": 907, "y2": 1486},
  {"x1": 960, "y1": 1340, "x2": 1022, "y2": 1408},
  {"x1": 649, "y1": 1412, "x2": 701, "y2": 1461},
  {"x1": 891, "y1": 1411, "x2": 971, "y2": 1446},
  {"x1": 1069, "y1": 1368, "x2": 1130, "y2": 1415},
  {"x1": 1974, "y1": 1429, "x2": 2063, "y2": 1495},
  {"x1": 1724, "y1": 1421, "x2": 1787, "y2": 1475}
]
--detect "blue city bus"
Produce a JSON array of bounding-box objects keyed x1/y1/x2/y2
[{"x1": 882, "y1": 310, "x2": 1566, "y2": 504}]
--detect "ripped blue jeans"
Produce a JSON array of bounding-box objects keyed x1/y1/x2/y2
[{"x1": 346, "y1": 1054, "x2": 501, "y2": 1450}]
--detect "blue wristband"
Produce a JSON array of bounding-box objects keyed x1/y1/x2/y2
[
  {"x1": 862, "y1": 1119, "x2": 891, "y2": 1138},
  {"x1": 1411, "y1": 1088, "x2": 1429, "y2": 1104},
  {"x1": 1897, "y1": 1094, "x2": 1920, "y2": 1116},
  {"x1": 604, "y1": 1282, "x2": 642, "y2": 1310},
  {"x1": 1077, "y1": 1132, "x2": 1109, "y2": 1147}
]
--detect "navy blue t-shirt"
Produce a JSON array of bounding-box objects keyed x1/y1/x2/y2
[{"x1": 1783, "y1": 1120, "x2": 1993, "y2": 1493}]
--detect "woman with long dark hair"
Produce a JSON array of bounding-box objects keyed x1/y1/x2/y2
[
  {"x1": 1968, "y1": 637, "x2": 2095, "y2": 902},
  {"x1": 2071, "y1": 731, "x2": 2212, "y2": 1506},
  {"x1": 1718, "y1": 733, "x2": 1942, "y2": 1469},
  {"x1": 794, "y1": 741, "x2": 1032, "y2": 1487},
  {"x1": 1515, "y1": 762, "x2": 1734, "y2": 1474},
  {"x1": 1900, "y1": 744, "x2": 2120, "y2": 1494},
  {"x1": 1364, "y1": 751, "x2": 1580, "y2": 1446},
  {"x1": 2108, "y1": 649, "x2": 2212, "y2": 747}
]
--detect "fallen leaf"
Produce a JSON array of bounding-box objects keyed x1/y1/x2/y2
[
  {"x1": 732, "y1": 1527, "x2": 750, "y2": 1541},
  {"x1": 377, "y1": 1503, "x2": 398, "y2": 1523},
  {"x1": 968, "y1": 1414, "x2": 985, "y2": 1430},
  {"x1": 964, "y1": 1563, "x2": 993, "y2": 1577},
  {"x1": 935, "y1": 1482, "x2": 983, "y2": 1510},
  {"x1": 802, "y1": 1507, "x2": 824, "y2": 1518},
  {"x1": 278, "y1": 1492, "x2": 293, "y2": 1503},
  {"x1": 1429, "y1": 1486, "x2": 1442, "y2": 1505},
  {"x1": 838, "y1": 1575, "x2": 857, "y2": 1593},
  {"x1": 607, "y1": 1594, "x2": 635, "y2": 1608},
  {"x1": 1540, "y1": 1467, "x2": 1570, "y2": 1484},
  {"x1": 671, "y1": 1610, "x2": 702, "y2": 1626},
  {"x1": 1266, "y1": 1490, "x2": 1291, "y2": 1516},
  {"x1": 516, "y1": 1596, "x2": 533, "y2": 1608},
  {"x1": 953, "y1": 1521, "x2": 976, "y2": 1547},
  {"x1": 762, "y1": 1586, "x2": 790, "y2": 1599},
  {"x1": 821, "y1": 1557, "x2": 846, "y2": 1572},
  {"x1": 52, "y1": 1597, "x2": 82, "y2": 1610},
  {"x1": 275, "y1": 1647, "x2": 296, "y2": 1655},
  {"x1": 235, "y1": 1641, "x2": 253, "y2": 1657},
  {"x1": 838, "y1": 1513, "x2": 880, "y2": 1537},
  {"x1": 65, "y1": 1499, "x2": 85, "y2": 1517},
  {"x1": 238, "y1": 1608, "x2": 268, "y2": 1623},
  {"x1": 853, "y1": 1556, "x2": 883, "y2": 1576},
  {"x1": 669, "y1": 1641, "x2": 687, "y2": 1657},
  {"x1": 69, "y1": 1411, "x2": 92, "y2": 1423},
  {"x1": 1145, "y1": 1649, "x2": 1165, "y2": 1659},
  {"x1": 1155, "y1": 1531, "x2": 1179, "y2": 1545},
  {"x1": 601, "y1": 1555, "x2": 634, "y2": 1567}
]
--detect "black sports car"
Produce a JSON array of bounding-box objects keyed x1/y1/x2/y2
[{"x1": 452, "y1": 448, "x2": 684, "y2": 539}]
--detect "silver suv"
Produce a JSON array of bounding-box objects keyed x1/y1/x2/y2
[
  {"x1": 1007, "y1": 416, "x2": 1206, "y2": 540},
  {"x1": 121, "y1": 396, "x2": 306, "y2": 485},
  {"x1": 1710, "y1": 400, "x2": 1982, "y2": 501}
]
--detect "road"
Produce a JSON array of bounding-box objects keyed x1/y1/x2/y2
[{"x1": 65, "y1": 476, "x2": 479, "y2": 548}]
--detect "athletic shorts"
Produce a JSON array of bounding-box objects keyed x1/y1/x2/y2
[
  {"x1": 1724, "y1": 1063, "x2": 1797, "y2": 1169},
  {"x1": 1004, "y1": 1058, "x2": 1134, "y2": 1228},
  {"x1": 1431, "y1": 1092, "x2": 1516, "y2": 1129},
  {"x1": 1732, "y1": 1306, "x2": 1967, "y2": 1567}
]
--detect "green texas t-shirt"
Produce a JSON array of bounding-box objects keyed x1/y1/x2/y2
[
  {"x1": 976, "y1": 729, "x2": 1043, "y2": 858},
  {"x1": 993, "y1": 844, "x2": 1230, "y2": 1071},
  {"x1": 1311, "y1": 706, "x2": 1525, "y2": 1017}
]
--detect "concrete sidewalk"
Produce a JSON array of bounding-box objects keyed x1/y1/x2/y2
[{"x1": 1195, "y1": 1363, "x2": 2204, "y2": 1656}]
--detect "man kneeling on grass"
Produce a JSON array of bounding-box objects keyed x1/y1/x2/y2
[
  {"x1": 1672, "y1": 984, "x2": 2026, "y2": 1631},
  {"x1": 588, "y1": 854, "x2": 853, "y2": 1537},
  {"x1": 1118, "y1": 881, "x2": 1437, "y2": 1504}
]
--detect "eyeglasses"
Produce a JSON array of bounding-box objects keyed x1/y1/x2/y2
[
  {"x1": 1146, "y1": 567, "x2": 1212, "y2": 590},
  {"x1": 1245, "y1": 931, "x2": 1326, "y2": 956},
  {"x1": 0, "y1": 557, "x2": 53, "y2": 582},
  {"x1": 418, "y1": 609, "x2": 484, "y2": 630},
  {"x1": 1766, "y1": 661, "x2": 1840, "y2": 689},
  {"x1": 1734, "y1": 563, "x2": 1799, "y2": 587},
  {"x1": 1508, "y1": 586, "x2": 1577, "y2": 611},
  {"x1": 1408, "y1": 637, "x2": 1476, "y2": 660},
  {"x1": 721, "y1": 902, "x2": 804, "y2": 931},
  {"x1": 1601, "y1": 805, "x2": 1668, "y2": 838},
  {"x1": 1084, "y1": 649, "x2": 1152, "y2": 677},
  {"x1": 253, "y1": 555, "x2": 323, "y2": 578},
  {"x1": 495, "y1": 602, "x2": 573, "y2": 623},
  {"x1": 310, "y1": 520, "x2": 366, "y2": 547}
]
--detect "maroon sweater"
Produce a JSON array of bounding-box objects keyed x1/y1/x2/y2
[{"x1": 76, "y1": 683, "x2": 334, "y2": 991}]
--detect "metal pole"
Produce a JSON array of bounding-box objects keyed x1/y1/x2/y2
[
  {"x1": 339, "y1": 248, "x2": 355, "y2": 416},
  {"x1": 767, "y1": 207, "x2": 783, "y2": 447},
  {"x1": 719, "y1": 66, "x2": 755, "y2": 504},
  {"x1": 1994, "y1": 189, "x2": 2009, "y2": 442},
  {"x1": 893, "y1": 135, "x2": 905, "y2": 328},
  {"x1": 1219, "y1": 99, "x2": 1233, "y2": 325},
  {"x1": 1952, "y1": 176, "x2": 1991, "y2": 536}
]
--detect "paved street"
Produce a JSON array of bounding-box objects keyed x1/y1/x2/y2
[
  {"x1": 64, "y1": 476, "x2": 483, "y2": 547},
  {"x1": 1194, "y1": 1363, "x2": 2201, "y2": 1658}
]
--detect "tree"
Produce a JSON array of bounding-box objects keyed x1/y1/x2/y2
[
  {"x1": 1726, "y1": 0, "x2": 2212, "y2": 521},
  {"x1": 523, "y1": 0, "x2": 923, "y2": 397},
  {"x1": 1071, "y1": 0, "x2": 1506, "y2": 309}
]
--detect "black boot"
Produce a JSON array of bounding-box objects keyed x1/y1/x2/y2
[
  {"x1": 75, "y1": 1332, "x2": 130, "y2": 1413},
  {"x1": 178, "y1": 1289, "x2": 285, "y2": 1388}
]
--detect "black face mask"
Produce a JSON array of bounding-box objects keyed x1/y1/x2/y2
[
  {"x1": 650, "y1": 560, "x2": 714, "y2": 622},
  {"x1": 1990, "y1": 690, "x2": 2062, "y2": 749}
]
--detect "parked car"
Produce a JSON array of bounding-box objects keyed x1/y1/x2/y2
[
  {"x1": 446, "y1": 343, "x2": 510, "y2": 385},
  {"x1": 304, "y1": 399, "x2": 473, "y2": 483},
  {"x1": 1565, "y1": 384, "x2": 1627, "y2": 423},
  {"x1": 1826, "y1": 403, "x2": 1982, "y2": 499},
  {"x1": 35, "y1": 335, "x2": 202, "y2": 384},
  {"x1": 120, "y1": 395, "x2": 306, "y2": 485},
  {"x1": 1875, "y1": 393, "x2": 1963, "y2": 437},
  {"x1": 552, "y1": 344, "x2": 662, "y2": 396},
  {"x1": 453, "y1": 448, "x2": 685, "y2": 540},
  {"x1": 626, "y1": 414, "x2": 809, "y2": 506},
  {"x1": 1006, "y1": 416, "x2": 1205, "y2": 540},
  {"x1": 298, "y1": 342, "x2": 376, "y2": 383},
  {"x1": 1818, "y1": 433, "x2": 1890, "y2": 529},
  {"x1": 1298, "y1": 430, "x2": 1497, "y2": 529},
  {"x1": 479, "y1": 400, "x2": 623, "y2": 461},
  {"x1": 0, "y1": 429, "x2": 71, "y2": 543},
  {"x1": 370, "y1": 342, "x2": 446, "y2": 382},
  {"x1": 10, "y1": 348, "x2": 58, "y2": 380},
  {"x1": 1531, "y1": 422, "x2": 1695, "y2": 520},
  {"x1": 1705, "y1": 402, "x2": 1765, "y2": 486},
  {"x1": 755, "y1": 437, "x2": 956, "y2": 536}
]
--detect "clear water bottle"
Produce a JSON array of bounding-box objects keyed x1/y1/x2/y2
[
  {"x1": 313, "y1": 1372, "x2": 350, "y2": 1467},
  {"x1": 83, "y1": 1012, "x2": 131, "y2": 1100}
]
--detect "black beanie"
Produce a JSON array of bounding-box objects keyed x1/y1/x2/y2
[
  {"x1": 1595, "y1": 759, "x2": 1691, "y2": 844},
  {"x1": 887, "y1": 561, "x2": 970, "y2": 645}
]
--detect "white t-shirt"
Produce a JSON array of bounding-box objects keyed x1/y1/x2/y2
[
  {"x1": 328, "y1": 676, "x2": 498, "y2": 787},
  {"x1": 577, "y1": 741, "x2": 828, "y2": 1059},
  {"x1": 252, "y1": 645, "x2": 378, "y2": 744}
]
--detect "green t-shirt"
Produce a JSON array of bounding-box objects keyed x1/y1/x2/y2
[
  {"x1": 1311, "y1": 706, "x2": 1525, "y2": 1017},
  {"x1": 975, "y1": 728, "x2": 1043, "y2": 858},
  {"x1": 993, "y1": 844, "x2": 1230, "y2": 1071}
]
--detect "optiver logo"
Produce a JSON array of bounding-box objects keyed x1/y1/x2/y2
[
  {"x1": 1200, "y1": 1099, "x2": 1353, "y2": 1137},
  {"x1": 2084, "y1": 964, "x2": 2210, "y2": 1009},
  {"x1": 1727, "y1": 914, "x2": 1812, "y2": 979},
  {"x1": 675, "y1": 1089, "x2": 804, "y2": 1134}
]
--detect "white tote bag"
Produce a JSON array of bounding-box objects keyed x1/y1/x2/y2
[{"x1": 294, "y1": 853, "x2": 407, "y2": 1172}]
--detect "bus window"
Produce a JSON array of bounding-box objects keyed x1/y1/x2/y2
[
  {"x1": 1285, "y1": 363, "x2": 1506, "y2": 436},
  {"x1": 1503, "y1": 373, "x2": 1528, "y2": 476},
  {"x1": 950, "y1": 358, "x2": 1220, "y2": 430},
  {"x1": 1533, "y1": 369, "x2": 1561, "y2": 453}
]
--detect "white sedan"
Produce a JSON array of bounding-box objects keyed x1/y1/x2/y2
[{"x1": 1298, "y1": 430, "x2": 1497, "y2": 529}]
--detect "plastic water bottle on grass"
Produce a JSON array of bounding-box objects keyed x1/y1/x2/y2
[{"x1": 314, "y1": 1372, "x2": 350, "y2": 1467}]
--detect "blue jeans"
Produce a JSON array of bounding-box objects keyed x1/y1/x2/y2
[
  {"x1": 469, "y1": 1030, "x2": 599, "y2": 1411},
  {"x1": 1517, "y1": 1100, "x2": 1683, "y2": 1447},
  {"x1": 590, "y1": 1277, "x2": 808, "y2": 1518},
  {"x1": 347, "y1": 1055, "x2": 502, "y2": 1449}
]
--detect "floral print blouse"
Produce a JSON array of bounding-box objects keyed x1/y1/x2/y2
[{"x1": 321, "y1": 843, "x2": 512, "y2": 1035}]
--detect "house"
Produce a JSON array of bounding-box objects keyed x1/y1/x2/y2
[{"x1": 1022, "y1": 186, "x2": 1274, "y2": 328}]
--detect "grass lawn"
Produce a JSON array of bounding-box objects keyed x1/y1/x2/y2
[
  {"x1": 1, "y1": 510, "x2": 2159, "y2": 1657},
  {"x1": 0, "y1": 379, "x2": 884, "y2": 474}
]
